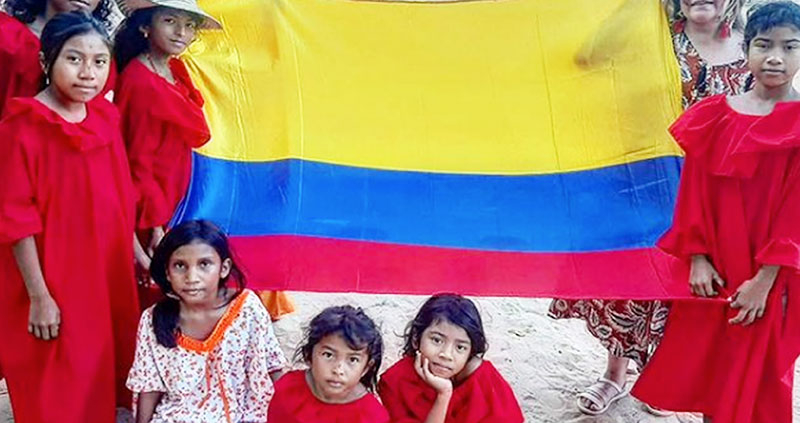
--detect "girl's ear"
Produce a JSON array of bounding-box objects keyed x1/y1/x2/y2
[
  {"x1": 220, "y1": 257, "x2": 232, "y2": 279},
  {"x1": 139, "y1": 25, "x2": 150, "y2": 39}
]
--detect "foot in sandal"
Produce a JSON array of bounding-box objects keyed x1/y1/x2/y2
[{"x1": 576, "y1": 377, "x2": 630, "y2": 415}]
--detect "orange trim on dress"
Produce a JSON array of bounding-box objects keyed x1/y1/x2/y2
[{"x1": 177, "y1": 290, "x2": 249, "y2": 353}]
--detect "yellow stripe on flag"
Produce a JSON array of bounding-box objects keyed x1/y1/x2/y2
[{"x1": 186, "y1": 0, "x2": 682, "y2": 174}]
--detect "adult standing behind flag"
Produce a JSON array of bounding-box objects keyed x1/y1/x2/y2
[{"x1": 548, "y1": 0, "x2": 750, "y2": 416}]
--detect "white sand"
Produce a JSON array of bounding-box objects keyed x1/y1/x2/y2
[{"x1": 1, "y1": 292, "x2": 799, "y2": 422}]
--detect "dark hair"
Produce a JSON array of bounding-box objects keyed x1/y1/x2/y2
[
  {"x1": 744, "y1": 1, "x2": 800, "y2": 53},
  {"x1": 39, "y1": 11, "x2": 112, "y2": 88},
  {"x1": 150, "y1": 220, "x2": 246, "y2": 348},
  {"x1": 4, "y1": 0, "x2": 113, "y2": 26},
  {"x1": 402, "y1": 293, "x2": 487, "y2": 359},
  {"x1": 114, "y1": 6, "x2": 204, "y2": 70},
  {"x1": 113, "y1": 6, "x2": 158, "y2": 70},
  {"x1": 296, "y1": 305, "x2": 384, "y2": 392}
]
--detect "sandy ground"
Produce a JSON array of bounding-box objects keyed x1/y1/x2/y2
[{"x1": 3, "y1": 293, "x2": 797, "y2": 422}]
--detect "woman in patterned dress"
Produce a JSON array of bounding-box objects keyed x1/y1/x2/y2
[{"x1": 549, "y1": 0, "x2": 750, "y2": 415}]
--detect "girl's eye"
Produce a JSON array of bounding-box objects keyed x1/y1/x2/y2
[
  {"x1": 456, "y1": 344, "x2": 468, "y2": 352},
  {"x1": 431, "y1": 336, "x2": 442, "y2": 344},
  {"x1": 95, "y1": 58, "x2": 108, "y2": 66},
  {"x1": 173, "y1": 263, "x2": 186, "y2": 270},
  {"x1": 349, "y1": 356, "x2": 361, "y2": 364},
  {"x1": 164, "y1": 17, "x2": 175, "y2": 24},
  {"x1": 321, "y1": 351, "x2": 333, "y2": 358},
  {"x1": 67, "y1": 56, "x2": 81, "y2": 63},
  {"x1": 187, "y1": 21, "x2": 197, "y2": 29}
]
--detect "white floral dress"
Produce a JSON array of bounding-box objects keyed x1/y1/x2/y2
[{"x1": 127, "y1": 289, "x2": 286, "y2": 423}]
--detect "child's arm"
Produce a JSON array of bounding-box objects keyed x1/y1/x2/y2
[
  {"x1": 690, "y1": 254, "x2": 726, "y2": 297},
  {"x1": 413, "y1": 352, "x2": 452, "y2": 423},
  {"x1": 135, "y1": 392, "x2": 163, "y2": 423},
  {"x1": 12, "y1": 236, "x2": 60, "y2": 340},
  {"x1": 729, "y1": 265, "x2": 780, "y2": 326},
  {"x1": 133, "y1": 235, "x2": 151, "y2": 272}
]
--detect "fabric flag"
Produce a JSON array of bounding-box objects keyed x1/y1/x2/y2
[{"x1": 178, "y1": 0, "x2": 695, "y2": 299}]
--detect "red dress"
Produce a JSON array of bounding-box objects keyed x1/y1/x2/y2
[
  {"x1": 632, "y1": 95, "x2": 800, "y2": 423},
  {"x1": 267, "y1": 370, "x2": 390, "y2": 423},
  {"x1": 115, "y1": 58, "x2": 211, "y2": 230},
  {"x1": 0, "y1": 12, "x2": 41, "y2": 118},
  {"x1": 0, "y1": 98, "x2": 140, "y2": 422},
  {"x1": 378, "y1": 357, "x2": 524, "y2": 423}
]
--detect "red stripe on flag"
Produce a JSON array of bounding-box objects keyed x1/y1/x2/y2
[{"x1": 229, "y1": 235, "x2": 709, "y2": 301}]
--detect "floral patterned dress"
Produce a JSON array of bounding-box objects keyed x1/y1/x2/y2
[
  {"x1": 548, "y1": 28, "x2": 750, "y2": 369},
  {"x1": 127, "y1": 289, "x2": 286, "y2": 422}
]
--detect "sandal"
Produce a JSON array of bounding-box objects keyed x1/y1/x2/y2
[
  {"x1": 576, "y1": 377, "x2": 630, "y2": 416},
  {"x1": 643, "y1": 402, "x2": 674, "y2": 417}
]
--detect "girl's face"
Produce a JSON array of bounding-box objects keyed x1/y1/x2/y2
[
  {"x1": 145, "y1": 8, "x2": 198, "y2": 57},
  {"x1": 417, "y1": 319, "x2": 472, "y2": 379},
  {"x1": 748, "y1": 25, "x2": 800, "y2": 90},
  {"x1": 679, "y1": 0, "x2": 727, "y2": 25},
  {"x1": 47, "y1": 33, "x2": 110, "y2": 104},
  {"x1": 48, "y1": 0, "x2": 101, "y2": 14},
  {"x1": 308, "y1": 334, "x2": 371, "y2": 403},
  {"x1": 166, "y1": 241, "x2": 231, "y2": 305}
]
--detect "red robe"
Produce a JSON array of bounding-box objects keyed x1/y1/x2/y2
[
  {"x1": 378, "y1": 357, "x2": 524, "y2": 423},
  {"x1": 0, "y1": 98, "x2": 140, "y2": 423},
  {"x1": 267, "y1": 370, "x2": 390, "y2": 423},
  {"x1": 115, "y1": 58, "x2": 211, "y2": 230},
  {"x1": 632, "y1": 95, "x2": 800, "y2": 423},
  {"x1": 0, "y1": 12, "x2": 40, "y2": 118}
]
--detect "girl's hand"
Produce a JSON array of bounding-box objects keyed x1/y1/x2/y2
[
  {"x1": 148, "y1": 226, "x2": 165, "y2": 257},
  {"x1": 414, "y1": 351, "x2": 453, "y2": 396},
  {"x1": 729, "y1": 266, "x2": 779, "y2": 326},
  {"x1": 689, "y1": 255, "x2": 725, "y2": 297},
  {"x1": 28, "y1": 294, "x2": 60, "y2": 340}
]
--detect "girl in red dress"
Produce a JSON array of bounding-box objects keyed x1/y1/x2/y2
[
  {"x1": 632, "y1": 3, "x2": 800, "y2": 422},
  {"x1": 0, "y1": 0, "x2": 115, "y2": 117},
  {"x1": 379, "y1": 294, "x2": 523, "y2": 423},
  {"x1": 268, "y1": 305, "x2": 389, "y2": 423},
  {"x1": 114, "y1": 0, "x2": 219, "y2": 306},
  {"x1": 0, "y1": 11, "x2": 140, "y2": 423}
]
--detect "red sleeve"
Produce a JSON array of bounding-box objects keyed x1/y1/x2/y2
[
  {"x1": 473, "y1": 364, "x2": 524, "y2": 423},
  {"x1": 116, "y1": 80, "x2": 170, "y2": 230},
  {"x1": 0, "y1": 118, "x2": 41, "y2": 243},
  {"x1": 755, "y1": 152, "x2": 800, "y2": 270},
  {"x1": 657, "y1": 155, "x2": 708, "y2": 260},
  {"x1": 0, "y1": 14, "x2": 41, "y2": 119},
  {"x1": 378, "y1": 367, "x2": 424, "y2": 423}
]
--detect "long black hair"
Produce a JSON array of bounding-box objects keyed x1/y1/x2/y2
[
  {"x1": 149, "y1": 220, "x2": 246, "y2": 348},
  {"x1": 744, "y1": 1, "x2": 800, "y2": 53},
  {"x1": 113, "y1": 6, "x2": 158, "y2": 70},
  {"x1": 40, "y1": 11, "x2": 111, "y2": 88},
  {"x1": 296, "y1": 305, "x2": 384, "y2": 392},
  {"x1": 402, "y1": 293, "x2": 487, "y2": 359},
  {"x1": 4, "y1": 0, "x2": 113, "y2": 26}
]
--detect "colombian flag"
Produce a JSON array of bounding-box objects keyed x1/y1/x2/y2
[{"x1": 178, "y1": 0, "x2": 692, "y2": 299}]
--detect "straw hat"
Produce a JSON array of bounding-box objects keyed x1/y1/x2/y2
[{"x1": 118, "y1": 0, "x2": 222, "y2": 29}]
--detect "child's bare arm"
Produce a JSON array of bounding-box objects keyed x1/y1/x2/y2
[
  {"x1": 414, "y1": 352, "x2": 451, "y2": 423},
  {"x1": 12, "y1": 236, "x2": 60, "y2": 340},
  {"x1": 136, "y1": 392, "x2": 163, "y2": 423}
]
